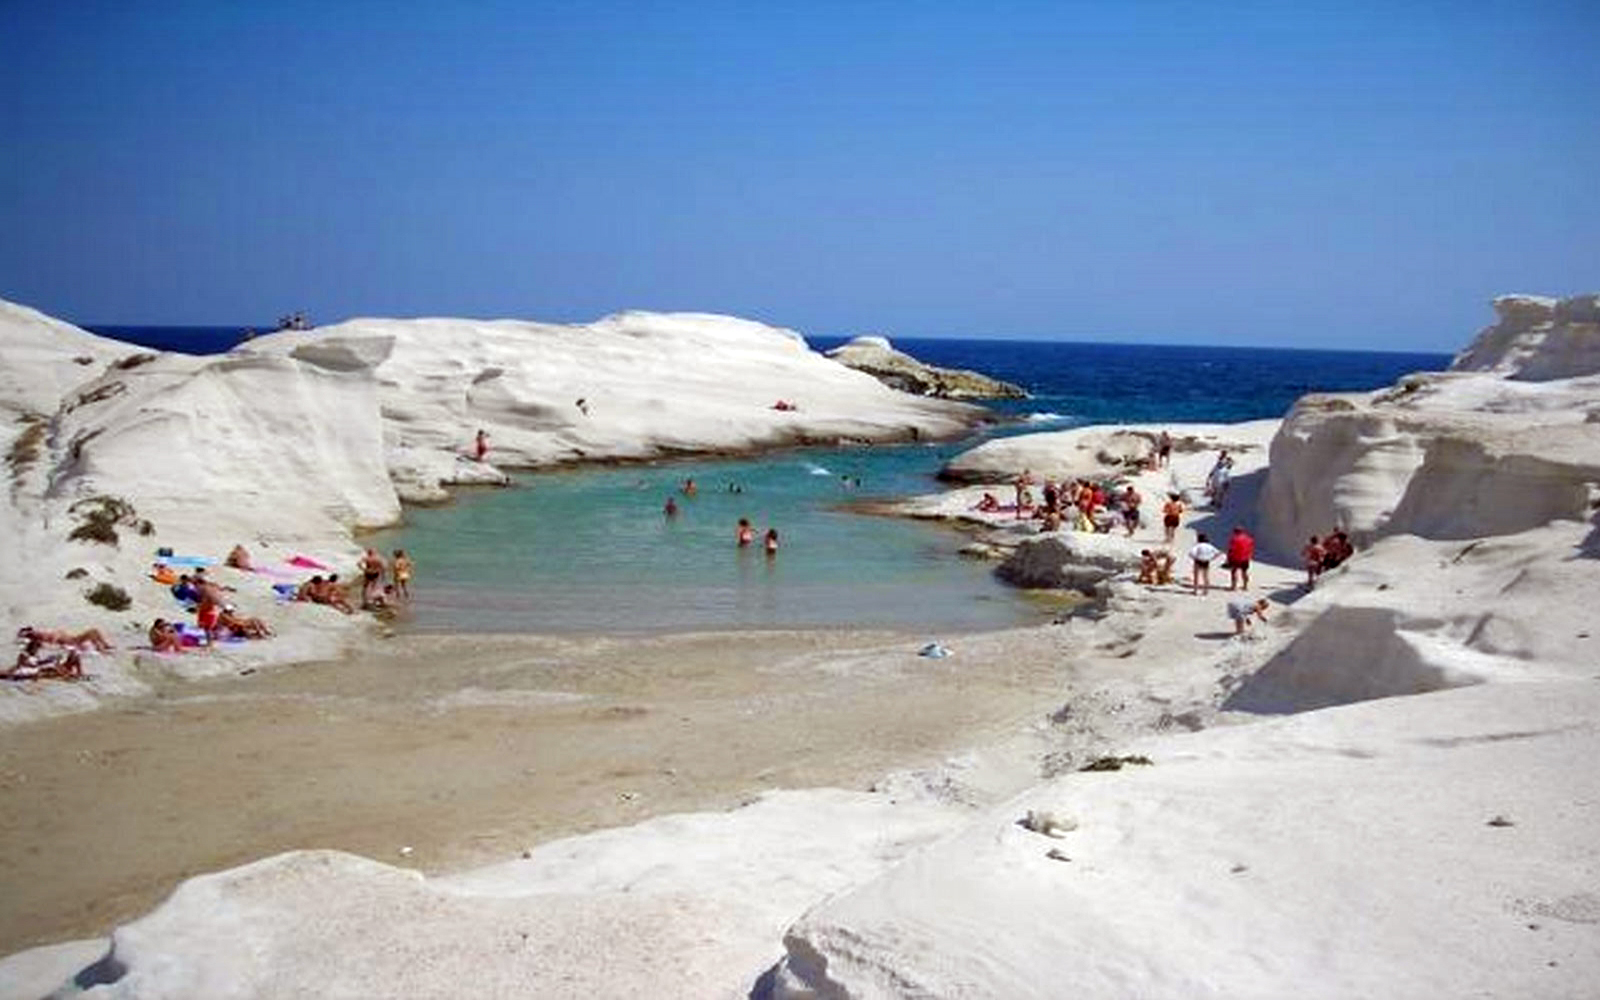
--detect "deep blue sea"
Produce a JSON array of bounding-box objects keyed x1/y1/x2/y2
[{"x1": 88, "y1": 324, "x2": 1448, "y2": 634}]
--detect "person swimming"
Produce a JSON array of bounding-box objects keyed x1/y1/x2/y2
[
  {"x1": 736, "y1": 518, "x2": 755, "y2": 547},
  {"x1": 764, "y1": 528, "x2": 779, "y2": 555}
]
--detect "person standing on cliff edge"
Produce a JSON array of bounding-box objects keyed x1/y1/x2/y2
[{"x1": 474, "y1": 429, "x2": 489, "y2": 462}]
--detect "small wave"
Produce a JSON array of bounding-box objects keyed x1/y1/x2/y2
[
  {"x1": 1023, "y1": 411, "x2": 1070, "y2": 423},
  {"x1": 804, "y1": 463, "x2": 833, "y2": 476}
]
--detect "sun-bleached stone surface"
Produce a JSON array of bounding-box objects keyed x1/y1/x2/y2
[
  {"x1": 246, "y1": 314, "x2": 987, "y2": 504},
  {"x1": 765, "y1": 515, "x2": 1600, "y2": 999},
  {"x1": 995, "y1": 531, "x2": 1145, "y2": 594},
  {"x1": 824, "y1": 335, "x2": 1027, "y2": 399},
  {"x1": 1256, "y1": 365, "x2": 1600, "y2": 556}
]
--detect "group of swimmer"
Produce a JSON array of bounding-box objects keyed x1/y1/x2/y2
[{"x1": 664, "y1": 478, "x2": 780, "y2": 555}]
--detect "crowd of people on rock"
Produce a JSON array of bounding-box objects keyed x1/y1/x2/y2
[
  {"x1": 977, "y1": 470, "x2": 1150, "y2": 536},
  {"x1": 980, "y1": 436, "x2": 1362, "y2": 640},
  {"x1": 121, "y1": 545, "x2": 418, "y2": 662}
]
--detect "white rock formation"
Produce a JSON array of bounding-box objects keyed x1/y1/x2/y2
[
  {"x1": 1450, "y1": 293, "x2": 1600, "y2": 381},
  {"x1": 1256, "y1": 367, "x2": 1600, "y2": 556},
  {"x1": 248, "y1": 314, "x2": 987, "y2": 503},
  {"x1": 995, "y1": 531, "x2": 1145, "y2": 594},
  {"x1": 765, "y1": 518, "x2": 1600, "y2": 999}
]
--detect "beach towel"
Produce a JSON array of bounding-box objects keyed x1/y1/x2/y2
[
  {"x1": 163, "y1": 555, "x2": 215, "y2": 568},
  {"x1": 251, "y1": 563, "x2": 303, "y2": 581},
  {"x1": 289, "y1": 555, "x2": 330, "y2": 570}
]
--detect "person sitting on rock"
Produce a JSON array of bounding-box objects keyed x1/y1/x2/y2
[
  {"x1": 218, "y1": 605, "x2": 273, "y2": 639},
  {"x1": 225, "y1": 544, "x2": 254, "y2": 571},
  {"x1": 1137, "y1": 550, "x2": 1161, "y2": 585},
  {"x1": 319, "y1": 574, "x2": 356, "y2": 615},
  {"x1": 5, "y1": 637, "x2": 85, "y2": 681},
  {"x1": 1153, "y1": 549, "x2": 1176, "y2": 585},
  {"x1": 171, "y1": 574, "x2": 200, "y2": 606},
  {"x1": 149, "y1": 619, "x2": 185, "y2": 653},
  {"x1": 974, "y1": 492, "x2": 1001, "y2": 513},
  {"x1": 295, "y1": 575, "x2": 324, "y2": 602}
]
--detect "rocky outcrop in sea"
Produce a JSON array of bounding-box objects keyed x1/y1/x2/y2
[{"x1": 825, "y1": 335, "x2": 1028, "y2": 400}]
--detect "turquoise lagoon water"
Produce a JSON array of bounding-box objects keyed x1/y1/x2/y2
[{"x1": 367, "y1": 442, "x2": 1058, "y2": 634}]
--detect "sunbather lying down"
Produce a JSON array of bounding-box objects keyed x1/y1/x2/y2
[{"x1": 4, "y1": 638, "x2": 85, "y2": 681}]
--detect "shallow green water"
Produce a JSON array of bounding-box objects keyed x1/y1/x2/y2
[{"x1": 369, "y1": 442, "x2": 1059, "y2": 634}]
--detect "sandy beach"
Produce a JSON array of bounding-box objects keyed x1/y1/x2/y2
[{"x1": 0, "y1": 624, "x2": 1074, "y2": 952}]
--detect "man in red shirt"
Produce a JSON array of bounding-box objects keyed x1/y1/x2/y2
[{"x1": 1226, "y1": 525, "x2": 1255, "y2": 591}]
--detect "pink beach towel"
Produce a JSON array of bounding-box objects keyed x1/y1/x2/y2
[{"x1": 288, "y1": 555, "x2": 330, "y2": 570}]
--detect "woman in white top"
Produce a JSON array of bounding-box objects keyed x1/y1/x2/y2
[{"x1": 1189, "y1": 533, "x2": 1221, "y2": 595}]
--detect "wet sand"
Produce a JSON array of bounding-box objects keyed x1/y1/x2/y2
[{"x1": 0, "y1": 626, "x2": 1077, "y2": 953}]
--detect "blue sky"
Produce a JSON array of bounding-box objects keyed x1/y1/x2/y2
[{"x1": 1, "y1": 1, "x2": 1595, "y2": 350}]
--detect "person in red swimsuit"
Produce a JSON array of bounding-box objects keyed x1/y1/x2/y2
[{"x1": 1226, "y1": 525, "x2": 1255, "y2": 591}]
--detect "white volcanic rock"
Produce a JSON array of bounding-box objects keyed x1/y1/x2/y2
[
  {"x1": 246, "y1": 313, "x2": 987, "y2": 503},
  {"x1": 767, "y1": 521, "x2": 1600, "y2": 999},
  {"x1": 0, "y1": 300, "x2": 128, "y2": 420},
  {"x1": 1258, "y1": 296, "x2": 1600, "y2": 555},
  {"x1": 825, "y1": 335, "x2": 1027, "y2": 399},
  {"x1": 769, "y1": 678, "x2": 1600, "y2": 999},
  {"x1": 1256, "y1": 371, "x2": 1600, "y2": 555},
  {"x1": 995, "y1": 531, "x2": 1145, "y2": 593},
  {"x1": 1450, "y1": 293, "x2": 1600, "y2": 381}
]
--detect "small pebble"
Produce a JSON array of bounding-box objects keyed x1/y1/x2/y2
[{"x1": 398, "y1": 846, "x2": 414, "y2": 856}]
